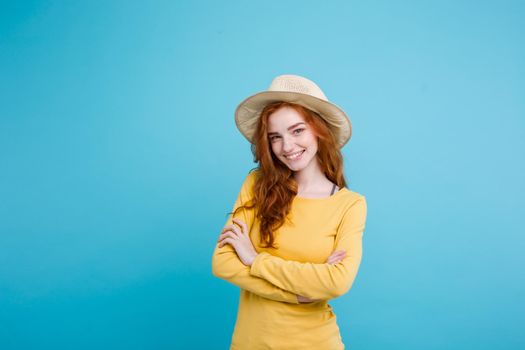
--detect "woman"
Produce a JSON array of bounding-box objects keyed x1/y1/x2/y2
[{"x1": 212, "y1": 74, "x2": 367, "y2": 349}]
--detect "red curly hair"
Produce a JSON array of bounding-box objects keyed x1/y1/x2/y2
[{"x1": 235, "y1": 101, "x2": 347, "y2": 248}]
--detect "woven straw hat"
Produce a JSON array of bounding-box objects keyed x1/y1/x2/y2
[{"x1": 234, "y1": 74, "x2": 352, "y2": 148}]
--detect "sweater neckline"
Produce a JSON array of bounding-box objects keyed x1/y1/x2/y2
[{"x1": 294, "y1": 187, "x2": 348, "y2": 201}]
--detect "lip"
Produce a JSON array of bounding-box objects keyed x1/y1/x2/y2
[{"x1": 283, "y1": 150, "x2": 305, "y2": 161}]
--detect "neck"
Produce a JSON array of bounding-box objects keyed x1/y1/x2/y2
[{"x1": 293, "y1": 158, "x2": 329, "y2": 192}]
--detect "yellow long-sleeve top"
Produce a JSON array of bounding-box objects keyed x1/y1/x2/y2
[{"x1": 212, "y1": 170, "x2": 367, "y2": 350}]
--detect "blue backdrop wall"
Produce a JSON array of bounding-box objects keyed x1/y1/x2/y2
[{"x1": 1, "y1": 1, "x2": 524, "y2": 349}]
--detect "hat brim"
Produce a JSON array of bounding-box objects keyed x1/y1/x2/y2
[{"x1": 235, "y1": 91, "x2": 352, "y2": 148}]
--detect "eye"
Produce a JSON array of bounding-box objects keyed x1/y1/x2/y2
[
  {"x1": 269, "y1": 135, "x2": 281, "y2": 142},
  {"x1": 292, "y1": 128, "x2": 305, "y2": 135}
]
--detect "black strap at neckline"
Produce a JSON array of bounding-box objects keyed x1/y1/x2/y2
[{"x1": 330, "y1": 183, "x2": 337, "y2": 196}]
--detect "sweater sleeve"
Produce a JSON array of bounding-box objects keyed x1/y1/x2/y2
[
  {"x1": 249, "y1": 195, "x2": 367, "y2": 300},
  {"x1": 211, "y1": 171, "x2": 300, "y2": 304}
]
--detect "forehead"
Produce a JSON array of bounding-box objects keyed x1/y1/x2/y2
[{"x1": 267, "y1": 107, "x2": 306, "y2": 131}]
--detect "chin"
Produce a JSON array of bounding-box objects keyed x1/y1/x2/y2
[
  {"x1": 287, "y1": 165, "x2": 303, "y2": 172},
  {"x1": 283, "y1": 160, "x2": 309, "y2": 172}
]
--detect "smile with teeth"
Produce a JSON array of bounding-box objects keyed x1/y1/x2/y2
[{"x1": 284, "y1": 150, "x2": 305, "y2": 160}]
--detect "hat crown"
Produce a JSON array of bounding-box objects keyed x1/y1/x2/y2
[{"x1": 268, "y1": 75, "x2": 328, "y2": 101}]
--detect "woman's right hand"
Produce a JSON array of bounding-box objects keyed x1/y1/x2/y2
[
  {"x1": 325, "y1": 249, "x2": 347, "y2": 265},
  {"x1": 297, "y1": 250, "x2": 347, "y2": 303}
]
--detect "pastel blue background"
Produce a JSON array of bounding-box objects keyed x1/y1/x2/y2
[{"x1": 1, "y1": 1, "x2": 524, "y2": 349}]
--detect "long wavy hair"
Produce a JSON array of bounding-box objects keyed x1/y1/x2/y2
[{"x1": 234, "y1": 101, "x2": 347, "y2": 248}]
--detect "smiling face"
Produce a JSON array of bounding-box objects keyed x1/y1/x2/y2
[{"x1": 267, "y1": 106, "x2": 319, "y2": 173}]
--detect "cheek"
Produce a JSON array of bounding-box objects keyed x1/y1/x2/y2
[
  {"x1": 270, "y1": 142, "x2": 280, "y2": 156},
  {"x1": 301, "y1": 133, "x2": 318, "y2": 149},
  {"x1": 306, "y1": 139, "x2": 319, "y2": 157}
]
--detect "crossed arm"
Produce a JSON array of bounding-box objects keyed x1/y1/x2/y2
[
  {"x1": 212, "y1": 224, "x2": 348, "y2": 303},
  {"x1": 212, "y1": 234, "x2": 301, "y2": 303},
  {"x1": 211, "y1": 173, "x2": 367, "y2": 303}
]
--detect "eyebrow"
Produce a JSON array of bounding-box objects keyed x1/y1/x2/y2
[{"x1": 267, "y1": 122, "x2": 306, "y2": 136}]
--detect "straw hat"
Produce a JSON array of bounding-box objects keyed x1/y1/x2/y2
[{"x1": 234, "y1": 74, "x2": 352, "y2": 148}]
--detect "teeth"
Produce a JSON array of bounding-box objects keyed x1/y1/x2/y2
[{"x1": 285, "y1": 151, "x2": 303, "y2": 160}]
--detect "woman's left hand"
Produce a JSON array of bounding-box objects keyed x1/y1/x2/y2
[{"x1": 217, "y1": 218, "x2": 258, "y2": 266}]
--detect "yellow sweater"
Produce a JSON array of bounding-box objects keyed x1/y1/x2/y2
[{"x1": 212, "y1": 170, "x2": 367, "y2": 350}]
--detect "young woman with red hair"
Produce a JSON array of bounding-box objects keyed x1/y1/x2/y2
[{"x1": 212, "y1": 75, "x2": 367, "y2": 349}]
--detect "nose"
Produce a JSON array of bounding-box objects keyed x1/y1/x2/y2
[{"x1": 282, "y1": 135, "x2": 294, "y2": 153}]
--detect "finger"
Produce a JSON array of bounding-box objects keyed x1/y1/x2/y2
[
  {"x1": 333, "y1": 252, "x2": 347, "y2": 261},
  {"x1": 221, "y1": 225, "x2": 233, "y2": 233},
  {"x1": 225, "y1": 223, "x2": 242, "y2": 237},
  {"x1": 331, "y1": 250, "x2": 346, "y2": 256},
  {"x1": 217, "y1": 231, "x2": 230, "y2": 242},
  {"x1": 331, "y1": 255, "x2": 347, "y2": 264},
  {"x1": 330, "y1": 251, "x2": 346, "y2": 260},
  {"x1": 221, "y1": 225, "x2": 242, "y2": 238},
  {"x1": 327, "y1": 252, "x2": 347, "y2": 264},
  {"x1": 218, "y1": 237, "x2": 236, "y2": 248},
  {"x1": 333, "y1": 256, "x2": 346, "y2": 263},
  {"x1": 217, "y1": 231, "x2": 240, "y2": 243},
  {"x1": 224, "y1": 231, "x2": 240, "y2": 241},
  {"x1": 232, "y1": 218, "x2": 248, "y2": 235},
  {"x1": 221, "y1": 225, "x2": 239, "y2": 235},
  {"x1": 327, "y1": 250, "x2": 344, "y2": 258},
  {"x1": 327, "y1": 251, "x2": 345, "y2": 261},
  {"x1": 328, "y1": 257, "x2": 343, "y2": 264},
  {"x1": 330, "y1": 250, "x2": 345, "y2": 257}
]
